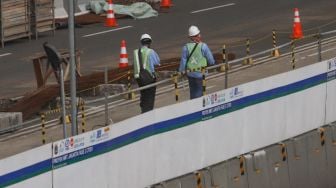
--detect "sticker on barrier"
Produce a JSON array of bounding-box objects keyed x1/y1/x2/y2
[{"x1": 52, "y1": 126, "x2": 111, "y2": 168}]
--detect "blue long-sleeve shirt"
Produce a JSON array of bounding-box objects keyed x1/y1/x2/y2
[
  {"x1": 145, "y1": 46, "x2": 160, "y2": 73},
  {"x1": 179, "y1": 42, "x2": 215, "y2": 78}
]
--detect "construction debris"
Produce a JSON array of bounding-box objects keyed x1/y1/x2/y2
[
  {"x1": 87, "y1": 1, "x2": 158, "y2": 19},
  {"x1": 0, "y1": 0, "x2": 31, "y2": 48},
  {"x1": 0, "y1": 112, "x2": 22, "y2": 133}
]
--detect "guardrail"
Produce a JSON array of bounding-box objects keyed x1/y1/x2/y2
[{"x1": 1, "y1": 29, "x2": 336, "y2": 141}]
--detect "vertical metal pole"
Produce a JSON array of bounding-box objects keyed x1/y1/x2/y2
[
  {"x1": 81, "y1": 100, "x2": 85, "y2": 133},
  {"x1": 59, "y1": 68, "x2": 67, "y2": 138},
  {"x1": 317, "y1": 30, "x2": 322, "y2": 62},
  {"x1": 68, "y1": 0, "x2": 77, "y2": 136},
  {"x1": 202, "y1": 67, "x2": 206, "y2": 96},
  {"x1": 223, "y1": 44, "x2": 228, "y2": 89},
  {"x1": 104, "y1": 67, "x2": 109, "y2": 126}
]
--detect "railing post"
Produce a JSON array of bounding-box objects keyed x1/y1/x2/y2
[
  {"x1": 317, "y1": 30, "x2": 322, "y2": 62},
  {"x1": 81, "y1": 100, "x2": 86, "y2": 133},
  {"x1": 41, "y1": 113, "x2": 46, "y2": 144},
  {"x1": 173, "y1": 74, "x2": 179, "y2": 102},
  {"x1": 243, "y1": 39, "x2": 253, "y2": 65},
  {"x1": 195, "y1": 171, "x2": 203, "y2": 188},
  {"x1": 104, "y1": 67, "x2": 109, "y2": 126},
  {"x1": 127, "y1": 70, "x2": 135, "y2": 100},
  {"x1": 223, "y1": 44, "x2": 229, "y2": 89},
  {"x1": 291, "y1": 39, "x2": 296, "y2": 69},
  {"x1": 202, "y1": 68, "x2": 206, "y2": 96},
  {"x1": 272, "y1": 29, "x2": 280, "y2": 57}
]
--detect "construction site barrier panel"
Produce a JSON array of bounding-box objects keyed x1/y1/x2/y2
[
  {"x1": 1, "y1": 57, "x2": 336, "y2": 187},
  {"x1": 325, "y1": 57, "x2": 336, "y2": 123},
  {"x1": 325, "y1": 126, "x2": 336, "y2": 187},
  {"x1": 0, "y1": 144, "x2": 52, "y2": 188}
]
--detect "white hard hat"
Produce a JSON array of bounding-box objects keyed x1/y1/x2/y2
[
  {"x1": 188, "y1": 25, "x2": 200, "y2": 37},
  {"x1": 140, "y1": 33, "x2": 152, "y2": 41}
]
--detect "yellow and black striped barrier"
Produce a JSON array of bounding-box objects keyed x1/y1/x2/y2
[
  {"x1": 320, "y1": 128, "x2": 325, "y2": 146},
  {"x1": 243, "y1": 39, "x2": 253, "y2": 65},
  {"x1": 280, "y1": 143, "x2": 287, "y2": 161},
  {"x1": 239, "y1": 155, "x2": 245, "y2": 176},
  {"x1": 202, "y1": 68, "x2": 206, "y2": 96},
  {"x1": 81, "y1": 101, "x2": 86, "y2": 133},
  {"x1": 272, "y1": 29, "x2": 280, "y2": 57},
  {"x1": 127, "y1": 70, "x2": 135, "y2": 100},
  {"x1": 291, "y1": 40, "x2": 296, "y2": 69},
  {"x1": 45, "y1": 108, "x2": 61, "y2": 116},
  {"x1": 195, "y1": 171, "x2": 203, "y2": 188},
  {"x1": 41, "y1": 113, "x2": 46, "y2": 144},
  {"x1": 173, "y1": 74, "x2": 179, "y2": 102},
  {"x1": 65, "y1": 115, "x2": 71, "y2": 124},
  {"x1": 220, "y1": 44, "x2": 227, "y2": 72}
]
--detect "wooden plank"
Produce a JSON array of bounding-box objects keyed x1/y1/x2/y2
[
  {"x1": 1, "y1": 0, "x2": 31, "y2": 45},
  {"x1": 32, "y1": 58, "x2": 45, "y2": 88},
  {"x1": 30, "y1": 0, "x2": 54, "y2": 37}
]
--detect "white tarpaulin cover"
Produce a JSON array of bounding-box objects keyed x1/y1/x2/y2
[{"x1": 87, "y1": 1, "x2": 158, "y2": 19}]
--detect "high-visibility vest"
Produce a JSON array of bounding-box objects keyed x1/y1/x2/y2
[
  {"x1": 133, "y1": 47, "x2": 152, "y2": 78},
  {"x1": 186, "y1": 42, "x2": 207, "y2": 72}
]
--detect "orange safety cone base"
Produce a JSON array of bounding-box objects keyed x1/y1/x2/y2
[
  {"x1": 291, "y1": 29, "x2": 303, "y2": 39},
  {"x1": 160, "y1": 0, "x2": 172, "y2": 8},
  {"x1": 118, "y1": 63, "x2": 128, "y2": 68},
  {"x1": 105, "y1": 20, "x2": 118, "y2": 27}
]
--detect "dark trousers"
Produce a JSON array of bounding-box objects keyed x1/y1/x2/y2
[
  {"x1": 188, "y1": 76, "x2": 203, "y2": 99},
  {"x1": 137, "y1": 79, "x2": 157, "y2": 113}
]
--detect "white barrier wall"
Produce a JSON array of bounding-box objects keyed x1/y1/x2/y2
[
  {"x1": 1, "y1": 58, "x2": 336, "y2": 188},
  {"x1": 326, "y1": 57, "x2": 336, "y2": 123},
  {"x1": 0, "y1": 144, "x2": 52, "y2": 188}
]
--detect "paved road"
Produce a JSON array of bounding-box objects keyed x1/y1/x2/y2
[{"x1": 0, "y1": 0, "x2": 336, "y2": 98}]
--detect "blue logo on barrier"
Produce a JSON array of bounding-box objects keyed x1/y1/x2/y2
[{"x1": 97, "y1": 130, "x2": 102, "y2": 139}]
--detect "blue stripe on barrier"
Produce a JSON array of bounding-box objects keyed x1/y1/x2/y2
[
  {"x1": 0, "y1": 72, "x2": 328, "y2": 187},
  {"x1": 0, "y1": 159, "x2": 51, "y2": 187}
]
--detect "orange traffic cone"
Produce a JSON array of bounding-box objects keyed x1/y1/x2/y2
[
  {"x1": 119, "y1": 40, "x2": 128, "y2": 68},
  {"x1": 105, "y1": 0, "x2": 117, "y2": 27},
  {"x1": 161, "y1": 0, "x2": 172, "y2": 8},
  {"x1": 291, "y1": 8, "x2": 303, "y2": 39}
]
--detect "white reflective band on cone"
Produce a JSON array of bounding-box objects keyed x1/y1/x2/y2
[
  {"x1": 120, "y1": 58, "x2": 128, "y2": 63},
  {"x1": 107, "y1": 14, "x2": 115, "y2": 18},
  {"x1": 120, "y1": 48, "x2": 127, "y2": 54},
  {"x1": 294, "y1": 17, "x2": 300, "y2": 22}
]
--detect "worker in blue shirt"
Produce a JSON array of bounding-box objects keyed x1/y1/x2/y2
[
  {"x1": 179, "y1": 25, "x2": 215, "y2": 99},
  {"x1": 133, "y1": 33, "x2": 160, "y2": 113}
]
